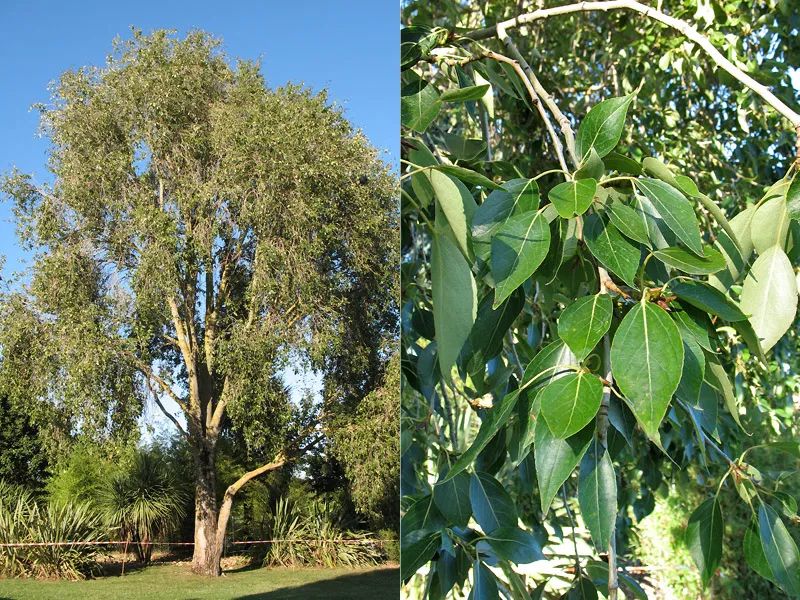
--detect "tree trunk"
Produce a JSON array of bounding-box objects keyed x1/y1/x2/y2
[{"x1": 190, "y1": 441, "x2": 222, "y2": 576}]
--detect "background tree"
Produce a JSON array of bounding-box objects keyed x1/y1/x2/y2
[
  {"x1": 401, "y1": 1, "x2": 800, "y2": 598},
  {"x1": 0, "y1": 29, "x2": 396, "y2": 576},
  {"x1": 0, "y1": 395, "x2": 50, "y2": 492}
]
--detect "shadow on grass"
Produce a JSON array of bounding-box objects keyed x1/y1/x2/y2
[{"x1": 233, "y1": 567, "x2": 399, "y2": 600}]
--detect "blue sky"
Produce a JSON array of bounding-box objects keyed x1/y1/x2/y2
[
  {"x1": 0, "y1": 1, "x2": 398, "y2": 436},
  {"x1": 0, "y1": 0, "x2": 398, "y2": 278}
]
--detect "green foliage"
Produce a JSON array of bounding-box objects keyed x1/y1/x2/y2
[
  {"x1": 0, "y1": 488, "x2": 108, "y2": 580},
  {"x1": 0, "y1": 395, "x2": 50, "y2": 491},
  {"x1": 401, "y1": 1, "x2": 800, "y2": 596},
  {"x1": 98, "y1": 450, "x2": 188, "y2": 564}
]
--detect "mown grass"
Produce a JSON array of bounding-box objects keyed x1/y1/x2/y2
[{"x1": 0, "y1": 562, "x2": 399, "y2": 599}]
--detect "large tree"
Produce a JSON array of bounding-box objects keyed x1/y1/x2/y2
[{"x1": 0, "y1": 29, "x2": 396, "y2": 576}]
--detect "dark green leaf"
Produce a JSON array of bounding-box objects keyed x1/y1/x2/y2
[
  {"x1": 442, "y1": 134, "x2": 486, "y2": 161},
  {"x1": 401, "y1": 533, "x2": 439, "y2": 580},
  {"x1": 576, "y1": 94, "x2": 635, "y2": 159},
  {"x1": 432, "y1": 229, "x2": 477, "y2": 377},
  {"x1": 584, "y1": 213, "x2": 640, "y2": 287},
  {"x1": 549, "y1": 179, "x2": 597, "y2": 218},
  {"x1": 758, "y1": 502, "x2": 800, "y2": 596},
  {"x1": 788, "y1": 172, "x2": 800, "y2": 220},
  {"x1": 401, "y1": 75, "x2": 441, "y2": 132},
  {"x1": 574, "y1": 148, "x2": 605, "y2": 180},
  {"x1": 611, "y1": 300, "x2": 684, "y2": 441},
  {"x1": 534, "y1": 419, "x2": 593, "y2": 514},
  {"x1": 578, "y1": 439, "x2": 617, "y2": 551},
  {"x1": 607, "y1": 200, "x2": 651, "y2": 247},
  {"x1": 472, "y1": 180, "x2": 539, "y2": 260},
  {"x1": 634, "y1": 178, "x2": 703, "y2": 256},
  {"x1": 470, "y1": 471, "x2": 518, "y2": 534},
  {"x1": 434, "y1": 164, "x2": 503, "y2": 190},
  {"x1": 428, "y1": 170, "x2": 477, "y2": 257},
  {"x1": 603, "y1": 151, "x2": 642, "y2": 175},
  {"x1": 670, "y1": 279, "x2": 747, "y2": 322},
  {"x1": 557, "y1": 294, "x2": 613, "y2": 362},
  {"x1": 744, "y1": 518, "x2": 776, "y2": 583},
  {"x1": 433, "y1": 471, "x2": 472, "y2": 527},
  {"x1": 685, "y1": 497, "x2": 723, "y2": 586},
  {"x1": 442, "y1": 390, "x2": 519, "y2": 482},
  {"x1": 469, "y1": 561, "x2": 499, "y2": 600},
  {"x1": 483, "y1": 527, "x2": 545, "y2": 564},
  {"x1": 491, "y1": 211, "x2": 551, "y2": 308},
  {"x1": 521, "y1": 340, "x2": 578, "y2": 387},
  {"x1": 440, "y1": 84, "x2": 491, "y2": 102},
  {"x1": 653, "y1": 246, "x2": 726, "y2": 274}
]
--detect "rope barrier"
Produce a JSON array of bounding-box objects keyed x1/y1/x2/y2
[{"x1": 0, "y1": 538, "x2": 397, "y2": 548}]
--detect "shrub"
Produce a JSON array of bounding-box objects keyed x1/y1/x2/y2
[{"x1": 0, "y1": 485, "x2": 108, "y2": 580}]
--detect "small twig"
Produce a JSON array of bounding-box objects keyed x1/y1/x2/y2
[{"x1": 561, "y1": 486, "x2": 583, "y2": 577}]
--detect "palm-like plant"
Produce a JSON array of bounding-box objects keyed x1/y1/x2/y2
[{"x1": 99, "y1": 451, "x2": 187, "y2": 564}]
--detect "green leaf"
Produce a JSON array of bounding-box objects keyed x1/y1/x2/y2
[
  {"x1": 440, "y1": 84, "x2": 491, "y2": 102},
  {"x1": 433, "y1": 471, "x2": 472, "y2": 527},
  {"x1": 434, "y1": 164, "x2": 503, "y2": 190},
  {"x1": 758, "y1": 502, "x2": 800, "y2": 596},
  {"x1": 540, "y1": 372, "x2": 603, "y2": 438},
  {"x1": 744, "y1": 518, "x2": 776, "y2": 583},
  {"x1": 491, "y1": 211, "x2": 551, "y2": 308},
  {"x1": 653, "y1": 246, "x2": 726, "y2": 274},
  {"x1": 483, "y1": 527, "x2": 545, "y2": 564},
  {"x1": 788, "y1": 172, "x2": 800, "y2": 221},
  {"x1": 470, "y1": 472, "x2": 518, "y2": 534},
  {"x1": 603, "y1": 151, "x2": 642, "y2": 175},
  {"x1": 607, "y1": 200, "x2": 651, "y2": 247},
  {"x1": 611, "y1": 301, "x2": 684, "y2": 441},
  {"x1": 432, "y1": 230, "x2": 477, "y2": 377},
  {"x1": 672, "y1": 309, "x2": 712, "y2": 352},
  {"x1": 576, "y1": 94, "x2": 635, "y2": 159},
  {"x1": 469, "y1": 561, "x2": 499, "y2": 600},
  {"x1": 676, "y1": 336, "x2": 705, "y2": 404},
  {"x1": 402, "y1": 494, "x2": 447, "y2": 540},
  {"x1": 578, "y1": 439, "x2": 617, "y2": 551},
  {"x1": 558, "y1": 294, "x2": 613, "y2": 362},
  {"x1": 574, "y1": 148, "x2": 605, "y2": 180},
  {"x1": 740, "y1": 245, "x2": 798, "y2": 352},
  {"x1": 709, "y1": 205, "x2": 755, "y2": 291},
  {"x1": 566, "y1": 576, "x2": 599, "y2": 599},
  {"x1": 463, "y1": 290, "x2": 525, "y2": 364},
  {"x1": 549, "y1": 179, "x2": 597, "y2": 218},
  {"x1": 442, "y1": 390, "x2": 519, "y2": 482},
  {"x1": 401, "y1": 75, "x2": 441, "y2": 132},
  {"x1": 521, "y1": 340, "x2": 578, "y2": 387},
  {"x1": 443, "y1": 134, "x2": 486, "y2": 161},
  {"x1": 634, "y1": 178, "x2": 703, "y2": 256},
  {"x1": 751, "y1": 196, "x2": 790, "y2": 253},
  {"x1": 583, "y1": 213, "x2": 640, "y2": 287},
  {"x1": 705, "y1": 355, "x2": 745, "y2": 431},
  {"x1": 472, "y1": 180, "x2": 539, "y2": 260},
  {"x1": 401, "y1": 533, "x2": 439, "y2": 580},
  {"x1": 534, "y1": 419, "x2": 593, "y2": 514},
  {"x1": 685, "y1": 497, "x2": 723, "y2": 586},
  {"x1": 642, "y1": 156, "x2": 680, "y2": 187},
  {"x1": 669, "y1": 279, "x2": 747, "y2": 322},
  {"x1": 427, "y1": 170, "x2": 478, "y2": 258}
]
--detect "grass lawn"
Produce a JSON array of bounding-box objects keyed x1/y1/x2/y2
[{"x1": 0, "y1": 562, "x2": 399, "y2": 599}]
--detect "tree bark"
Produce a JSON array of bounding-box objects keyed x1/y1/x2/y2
[{"x1": 190, "y1": 440, "x2": 221, "y2": 576}]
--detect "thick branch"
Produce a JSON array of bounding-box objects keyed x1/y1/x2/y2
[{"x1": 464, "y1": 0, "x2": 800, "y2": 129}]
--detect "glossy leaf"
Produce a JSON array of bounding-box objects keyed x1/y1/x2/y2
[
  {"x1": 540, "y1": 372, "x2": 603, "y2": 439},
  {"x1": 611, "y1": 301, "x2": 684, "y2": 441},
  {"x1": 442, "y1": 390, "x2": 519, "y2": 482},
  {"x1": 433, "y1": 471, "x2": 472, "y2": 527},
  {"x1": 469, "y1": 561, "x2": 499, "y2": 600},
  {"x1": 432, "y1": 230, "x2": 477, "y2": 377},
  {"x1": 744, "y1": 518, "x2": 776, "y2": 583},
  {"x1": 428, "y1": 170, "x2": 477, "y2": 258},
  {"x1": 670, "y1": 279, "x2": 747, "y2": 322},
  {"x1": 685, "y1": 497, "x2": 723, "y2": 586},
  {"x1": 607, "y1": 200, "x2": 651, "y2": 247},
  {"x1": 472, "y1": 181, "x2": 539, "y2": 260},
  {"x1": 576, "y1": 94, "x2": 635, "y2": 159},
  {"x1": 705, "y1": 355, "x2": 744, "y2": 431},
  {"x1": 549, "y1": 179, "x2": 597, "y2": 218},
  {"x1": 635, "y1": 178, "x2": 703, "y2": 256},
  {"x1": 557, "y1": 294, "x2": 613, "y2": 362},
  {"x1": 483, "y1": 527, "x2": 545, "y2": 564},
  {"x1": 740, "y1": 245, "x2": 798, "y2": 352},
  {"x1": 522, "y1": 340, "x2": 578, "y2": 387},
  {"x1": 401, "y1": 533, "x2": 439, "y2": 580},
  {"x1": 653, "y1": 246, "x2": 726, "y2": 274},
  {"x1": 440, "y1": 84, "x2": 491, "y2": 102},
  {"x1": 584, "y1": 213, "x2": 640, "y2": 287},
  {"x1": 470, "y1": 471, "x2": 518, "y2": 534},
  {"x1": 534, "y1": 419, "x2": 593, "y2": 514},
  {"x1": 603, "y1": 151, "x2": 642, "y2": 175},
  {"x1": 578, "y1": 439, "x2": 617, "y2": 551},
  {"x1": 788, "y1": 172, "x2": 800, "y2": 220},
  {"x1": 434, "y1": 164, "x2": 502, "y2": 190},
  {"x1": 491, "y1": 211, "x2": 551, "y2": 307},
  {"x1": 758, "y1": 502, "x2": 800, "y2": 596},
  {"x1": 401, "y1": 75, "x2": 441, "y2": 132}
]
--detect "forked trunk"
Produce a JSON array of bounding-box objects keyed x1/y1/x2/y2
[{"x1": 190, "y1": 442, "x2": 222, "y2": 576}]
